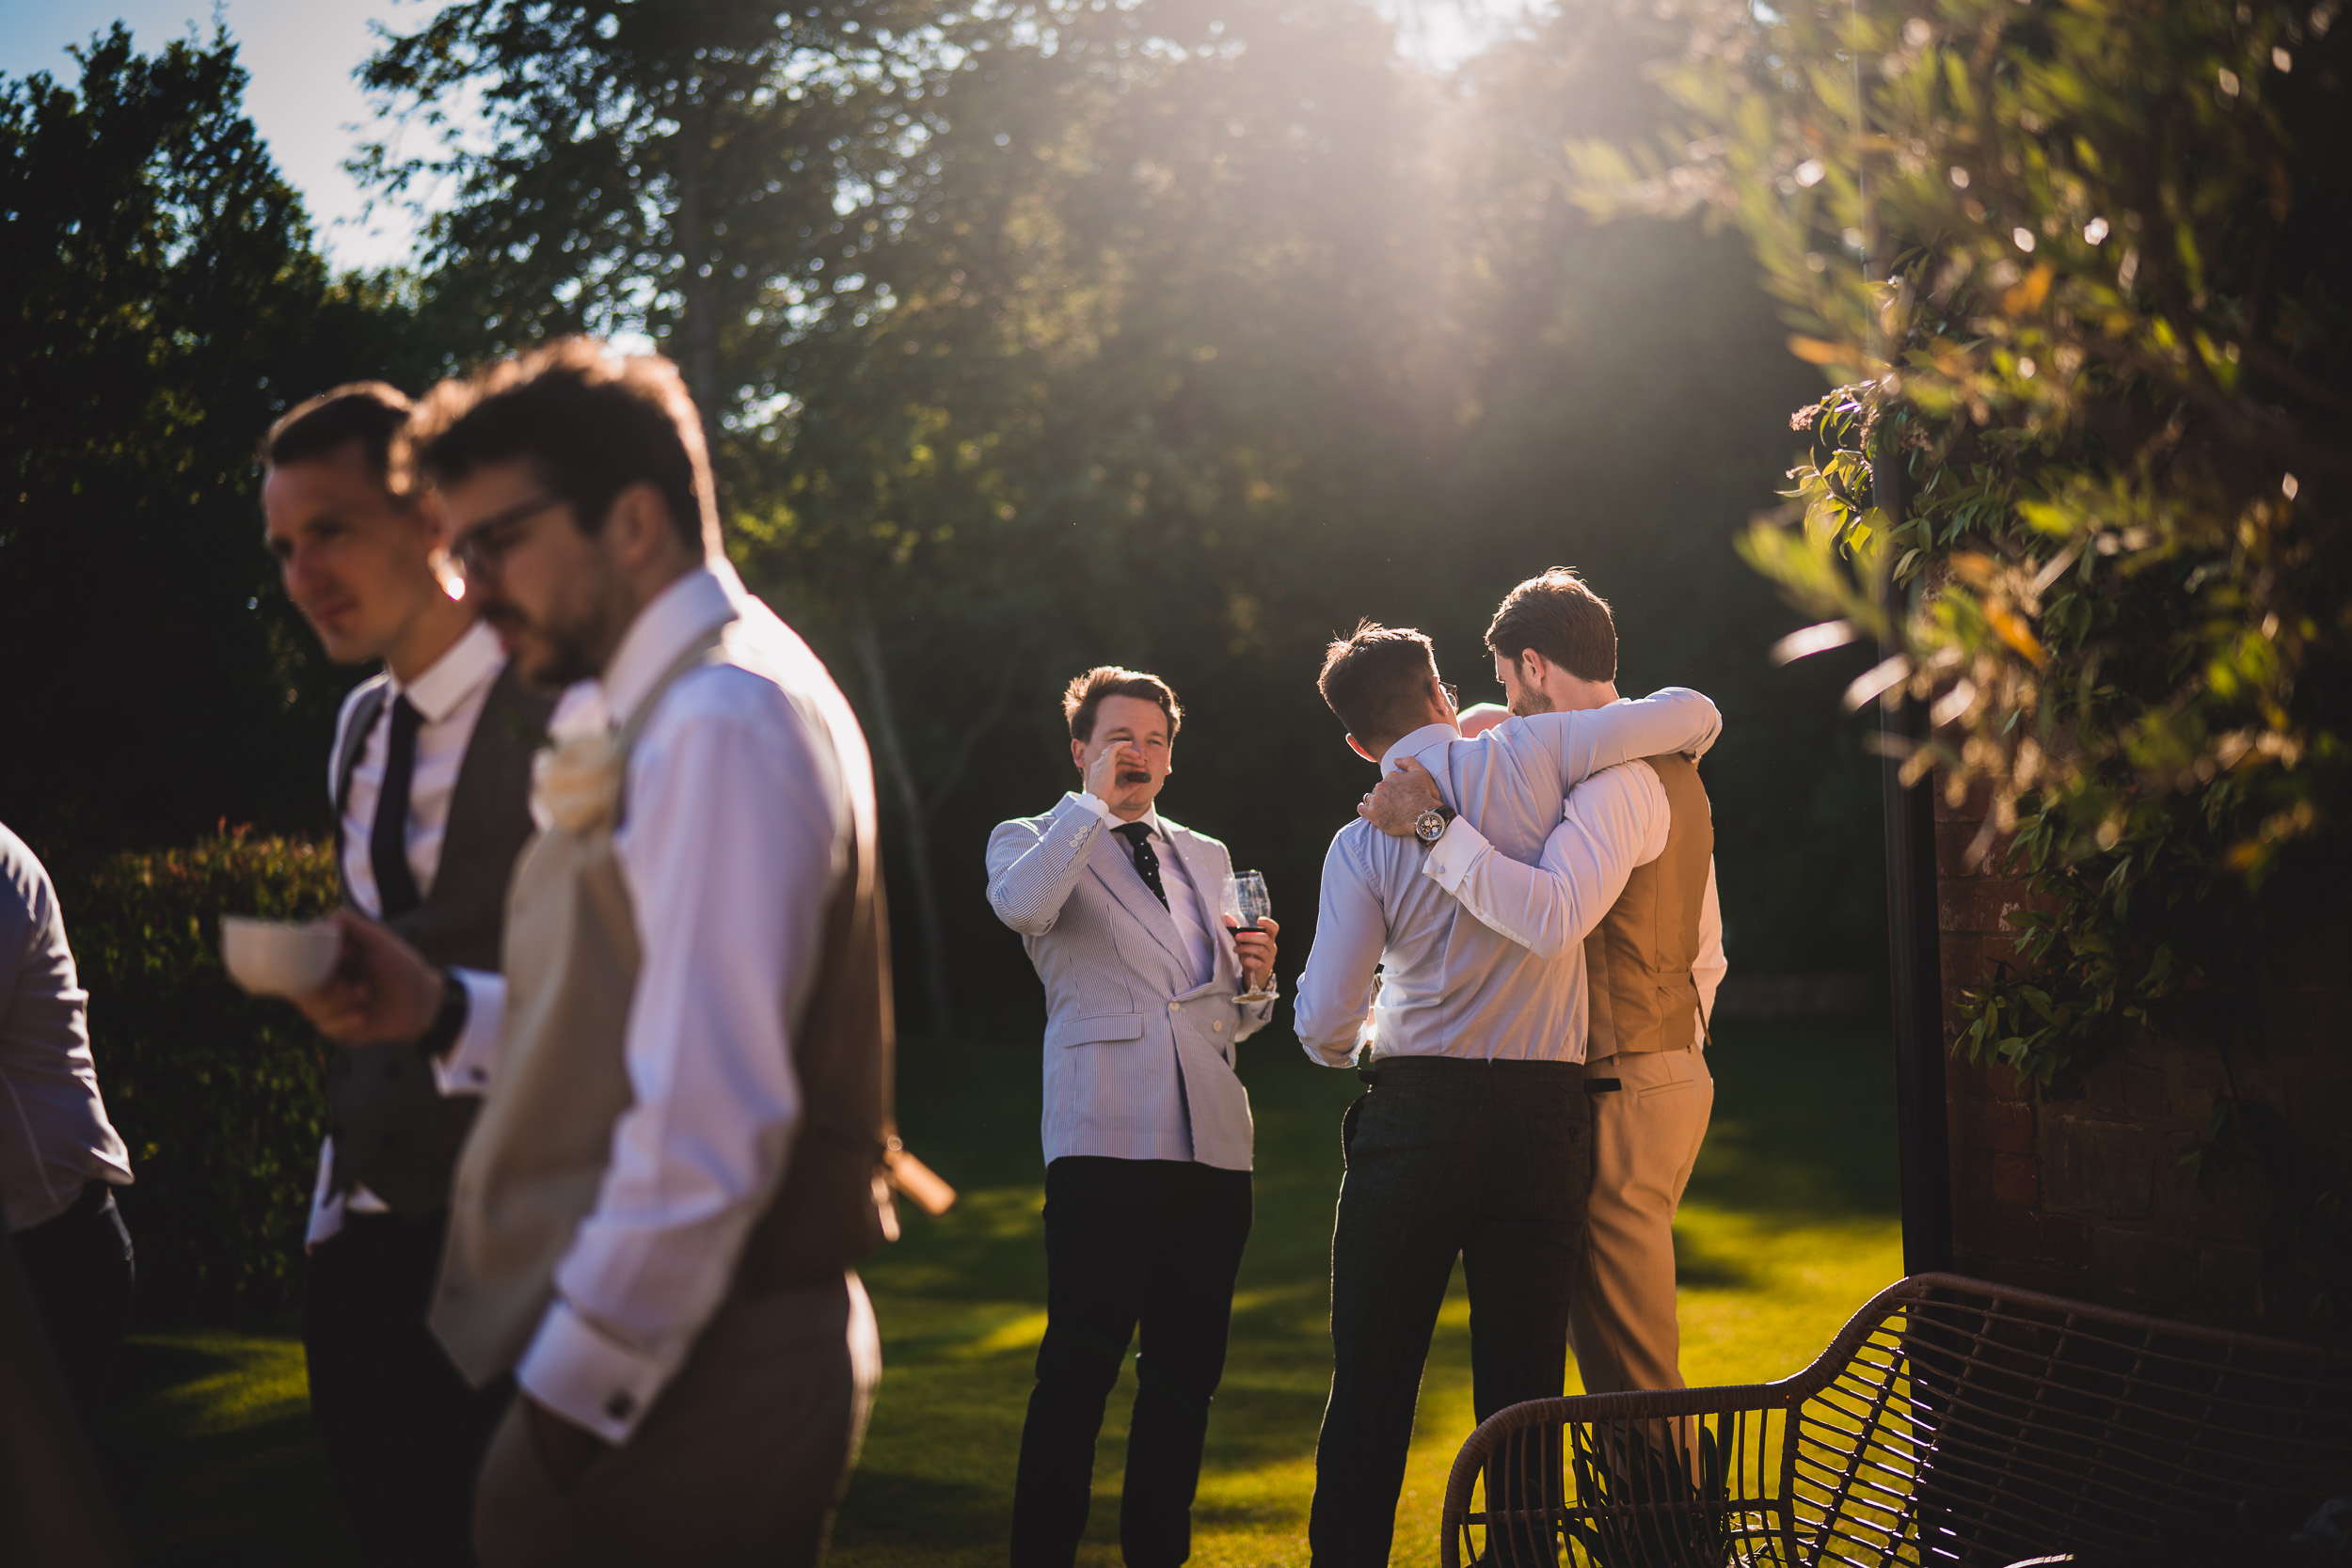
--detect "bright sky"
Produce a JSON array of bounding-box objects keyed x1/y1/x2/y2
[{"x1": 2, "y1": 1, "x2": 1533, "y2": 274}]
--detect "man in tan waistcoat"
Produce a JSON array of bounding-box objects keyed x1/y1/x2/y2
[
  {"x1": 294, "y1": 339, "x2": 944, "y2": 1567},
  {"x1": 1362, "y1": 568, "x2": 1724, "y2": 1407}
]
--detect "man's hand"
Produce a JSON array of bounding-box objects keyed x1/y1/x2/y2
[
  {"x1": 292, "y1": 911, "x2": 444, "y2": 1045},
  {"x1": 523, "y1": 1395, "x2": 611, "y2": 1491},
  {"x1": 1083, "y1": 737, "x2": 1151, "y2": 816},
  {"x1": 1359, "y1": 756, "x2": 1443, "y2": 838},
  {"x1": 1226, "y1": 915, "x2": 1280, "y2": 993}
]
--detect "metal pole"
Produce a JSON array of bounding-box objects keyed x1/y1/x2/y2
[{"x1": 1854, "y1": 0, "x2": 1952, "y2": 1275}]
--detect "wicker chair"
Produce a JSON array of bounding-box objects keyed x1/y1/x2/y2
[{"x1": 1438, "y1": 1272, "x2": 2352, "y2": 1567}]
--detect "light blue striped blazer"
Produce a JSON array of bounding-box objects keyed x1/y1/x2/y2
[{"x1": 986, "y1": 796, "x2": 1273, "y2": 1172}]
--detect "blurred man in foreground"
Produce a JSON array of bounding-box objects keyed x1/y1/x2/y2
[
  {"x1": 986, "y1": 667, "x2": 1278, "y2": 1568},
  {"x1": 1292, "y1": 619, "x2": 1720, "y2": 1566},
  {"x1": 297, "y1": 340, "x2": 913, "y2": 1566},
  {"x1": 262, "y1": 383, "x2": 549, "y2": 1565},
  {"x1": 0, "y1": 822, "x2": 135, "y2": 1424}
]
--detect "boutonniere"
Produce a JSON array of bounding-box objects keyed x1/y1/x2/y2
[{"x1": 532, "y1": 730, "x2": 626, "y2": 833}]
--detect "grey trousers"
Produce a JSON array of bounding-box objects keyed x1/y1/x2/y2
[
  {"x1": 475, "y1": 1271, "x2": 880, "y2": 1568},
  {"x1": 1308, "y1": 1056, "x2": 1593, "y2": 1568}
]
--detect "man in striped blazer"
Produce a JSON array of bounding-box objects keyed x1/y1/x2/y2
[{"x1": 985, "y1": 667, "x2": 1279, "y2": 1568}]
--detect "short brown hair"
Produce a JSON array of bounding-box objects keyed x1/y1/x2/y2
[
  {"x1": 1317, "y1": 620, "x2": 1439, "y2": 745},
  {"x1": 401, "y1": 338, "x2": 714, "y2": 551},
  {"x1": 1484, "y1": 568, "x2": 1616, "y2": 683},
  {"x1": 262, "y1": 382, "x2": 413, "y2": 483},
  {"x1": 1063, "y1": 667, "x2": 1184, "y2": 743}
]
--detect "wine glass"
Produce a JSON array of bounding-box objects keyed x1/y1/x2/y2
[{"x1": 1221, "y1": 870, "x2": 1271, "y2": 932}]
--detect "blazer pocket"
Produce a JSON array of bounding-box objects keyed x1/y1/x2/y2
[{"x1": 1045, "y1": 1012, "x2": 1147, "y2": 1050}]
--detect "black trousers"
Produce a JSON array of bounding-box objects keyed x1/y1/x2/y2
[
  {"x1": 8, "y1": 1180, "x2": 135, "y2": 1423},
  {"x1": 1308, "y1": 1057, "x2": 1593, "y2": 1568},
  {"x1": 1010, "y1": 1156, "x2": 1254, "y2": 1568},
  {"x1": 304, "y1": 1210, "x2": 512, "y2": 1568}
]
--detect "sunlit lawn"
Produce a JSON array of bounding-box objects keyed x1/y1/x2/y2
[{"x1": 100, "y1": 1019, "x2": 1899, "y2": 1566}]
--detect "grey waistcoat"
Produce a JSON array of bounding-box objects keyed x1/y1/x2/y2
[{"x1": 328, "y1": 657, "x2": 552, "y2": 1218}]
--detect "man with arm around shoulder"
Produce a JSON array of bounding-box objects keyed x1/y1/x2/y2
[
  {"x1": 985, "y1": 668, "x2": 1279, "y2": 1568},
  {"x1": 1363, "y1": 570, "x2": 1725, "y2": 1418}
]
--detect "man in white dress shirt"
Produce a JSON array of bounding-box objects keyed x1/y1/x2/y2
[
  {"x1": 1361, "y1": 571, "x2": 1725, "y2": 1425},
  {"x1": 263, "y1": 384, "x2": 549, "y2": 1565},
  {"x1": 1, "y1": 821, "x2": 135, "y2": 1424},
  {"x1": 1291, "y1": 621, "x2": 1720, "y2": 1567},
  {"x1": 986, "y1": 668, "x2": 1279, "y2": 1568},
  {"x1": 296, "y1": 340, "x2": 901, "y2": 1566}
]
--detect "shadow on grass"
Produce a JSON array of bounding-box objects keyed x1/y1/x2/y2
[{"x1": 96, "y1": 1327, "x2": 356, "y2": 1566}]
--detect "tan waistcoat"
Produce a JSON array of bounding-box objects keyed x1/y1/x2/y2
[
  {"x1": 1583, "y1": 752, "x2": 1714, "y2": 1060},
  {"x1": 429, "y1": 625, "x2": 898, "y2": 1388}
]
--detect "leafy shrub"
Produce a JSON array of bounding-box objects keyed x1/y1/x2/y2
[{"x1": 60, "y1": 829, "x2": 339, "y2": 1323}]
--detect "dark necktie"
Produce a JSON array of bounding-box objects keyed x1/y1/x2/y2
[
  {"x1": 1111, "y1": 821, "x2": 1168, "y2": 910},
  {"x1": 370, "y1": 694, "x2": 424, "y2": 921}
]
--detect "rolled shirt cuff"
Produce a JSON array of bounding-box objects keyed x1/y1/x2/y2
[
  {"x1": 432, "y1": 969, "x2": 506, "y2": 1097},
  {"x1": 1421, "y1": 815, "x2": 1488, "y2": 892},
  {"x1": 516, "y1": 1295, "x2": 679, "y2": 1445}
]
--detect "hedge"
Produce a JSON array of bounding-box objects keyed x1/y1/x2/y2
[{"x1": 59, "y1": 829, "x2": 339, "y2": 1323}]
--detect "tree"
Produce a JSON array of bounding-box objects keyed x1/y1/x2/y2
[
  {"x1": 1576, "y1": 0, "x2": 2350, "y2": 1313},
  {"x1": 0, "y1": 25, "x2": 423, "y2": 853}
]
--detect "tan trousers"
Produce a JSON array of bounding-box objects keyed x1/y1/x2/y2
[
  {"x1": 475, "y1": 1271, "x2": 881, "y2": 1568},
  {"x1": 1566, "y1": 1049, "x2": 1713, "y2": 1397}
]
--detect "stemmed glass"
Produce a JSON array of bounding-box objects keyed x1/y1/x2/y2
[{"x1": 1221, "y1": 870, "x2": 1271, "y2": 932}]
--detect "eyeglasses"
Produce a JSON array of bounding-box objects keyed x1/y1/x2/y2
[
  {"x1": 448, "y1": 494, "x2": 568, "y2": 580},
  {"x1": 1440, "y1": 681, "x2": 1459, "y2": 710}
]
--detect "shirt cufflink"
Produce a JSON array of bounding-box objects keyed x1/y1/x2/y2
[
  {"x1": 431, "y1": 969, "x2": 505, "y2": 1097},
  {"x1": 516, "y1": 1297, "x2": 677, "y2": 1446},
  {"x1": 1422, "y1": 816, "x2": 1482, "y2": 891}
]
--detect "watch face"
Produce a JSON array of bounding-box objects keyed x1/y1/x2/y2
[{"x1": 1416, "y1": 811, "x2": 1444, "y2": 843}]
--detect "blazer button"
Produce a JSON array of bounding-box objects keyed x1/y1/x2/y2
[
  {"x1": 1213, "y1": 1020, "x2": 1225, "y2": 1033},
  {"x1": 1168, "y1": 1001, "x2": 1181, "y2": 1013}
]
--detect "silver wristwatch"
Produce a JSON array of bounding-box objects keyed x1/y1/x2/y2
[{"x1": 1412, "y1": 805, "x2": 1455, "y2": 844}]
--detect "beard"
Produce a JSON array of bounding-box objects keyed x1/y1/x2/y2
[
  {"x1": 486, "y1": 600, "x2": 612, "y2": 691},
  {"x1": 1508, "y1": 686, "x2": 1554, "y2": 717}
]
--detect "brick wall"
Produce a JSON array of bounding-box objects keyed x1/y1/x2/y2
[{"x1": 1935, "y1": 784, "x2": 2351, "y2": 1335}]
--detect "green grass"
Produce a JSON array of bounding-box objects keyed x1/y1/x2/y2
[{"x1": 100, "y1": 1019, "x2": 1899, "y2": 1566}]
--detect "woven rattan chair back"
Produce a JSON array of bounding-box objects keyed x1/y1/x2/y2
[{"x1": 1439, "y1": 1272, "x2": 2352, "y2": 1568}]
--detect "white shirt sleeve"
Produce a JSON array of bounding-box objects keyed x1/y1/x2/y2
[
  {"x1": 1422, "y1": 763, "x2": 1670, "y2": 958},
  {"x1": 432, "y1": 969, "x2": 507, "y2": 1096},
  {"x1": 1692, "y1": 859, "x2": 1726, "y2": 1048},
  {"x1": 514, "y1": 697, "x2": 839, "y2": 1444},
  {"x1": 1292, "y1": 832, "x2": 1387, "y2": 1068}
]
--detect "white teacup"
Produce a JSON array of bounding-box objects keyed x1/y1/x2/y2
[{"x1": 220, "y1": 916, "x2": 342, "y2": 999}]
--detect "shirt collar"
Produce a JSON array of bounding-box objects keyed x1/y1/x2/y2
[
  {"x1": 596, "y1": 559, "x2": 741, "y2": 730},
  {"x1": 388, "y1": 619, "x2": 503, "y2": 725},
  {"x1": 1380, "y1": 721, "x2": 1460, "y2": 773}
]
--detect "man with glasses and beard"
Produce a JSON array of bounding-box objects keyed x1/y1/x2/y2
[{"x1": 294, "y1": 340, "x2": 917, "y2": 1566}]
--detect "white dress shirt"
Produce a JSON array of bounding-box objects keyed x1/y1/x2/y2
[
  {"x1": 1292, "y1": 690, "x2": 1721, "y2": 1068},
  {"x1": 307, "y1": 618, "x2": 505, "y2": 1245},
  {"x1": 0, "y1": 824, "x2": 133, "y2": 1233},
  {"x1": 442, "y1": 561, "x2": 856, "y2": 1444},
  {"x1": 1423, "y1": 760, "x2": 1728, "y2": 1052}
]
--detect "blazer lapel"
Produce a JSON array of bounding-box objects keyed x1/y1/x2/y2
[
  {"x1": 1161, "y1": 824, "x2": 1238, "y2": 991},
  {"x1": 1088, "y1": 824, "x2": 1193, "y2": 970}
]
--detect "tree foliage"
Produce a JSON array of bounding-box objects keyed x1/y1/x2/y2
[
  {"x1": 1576, "y1": 0, "x2": 2350, "y2": 1312},
  {"x1": 0, "y1": 25, "x2": 433, "y2": 850}
]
